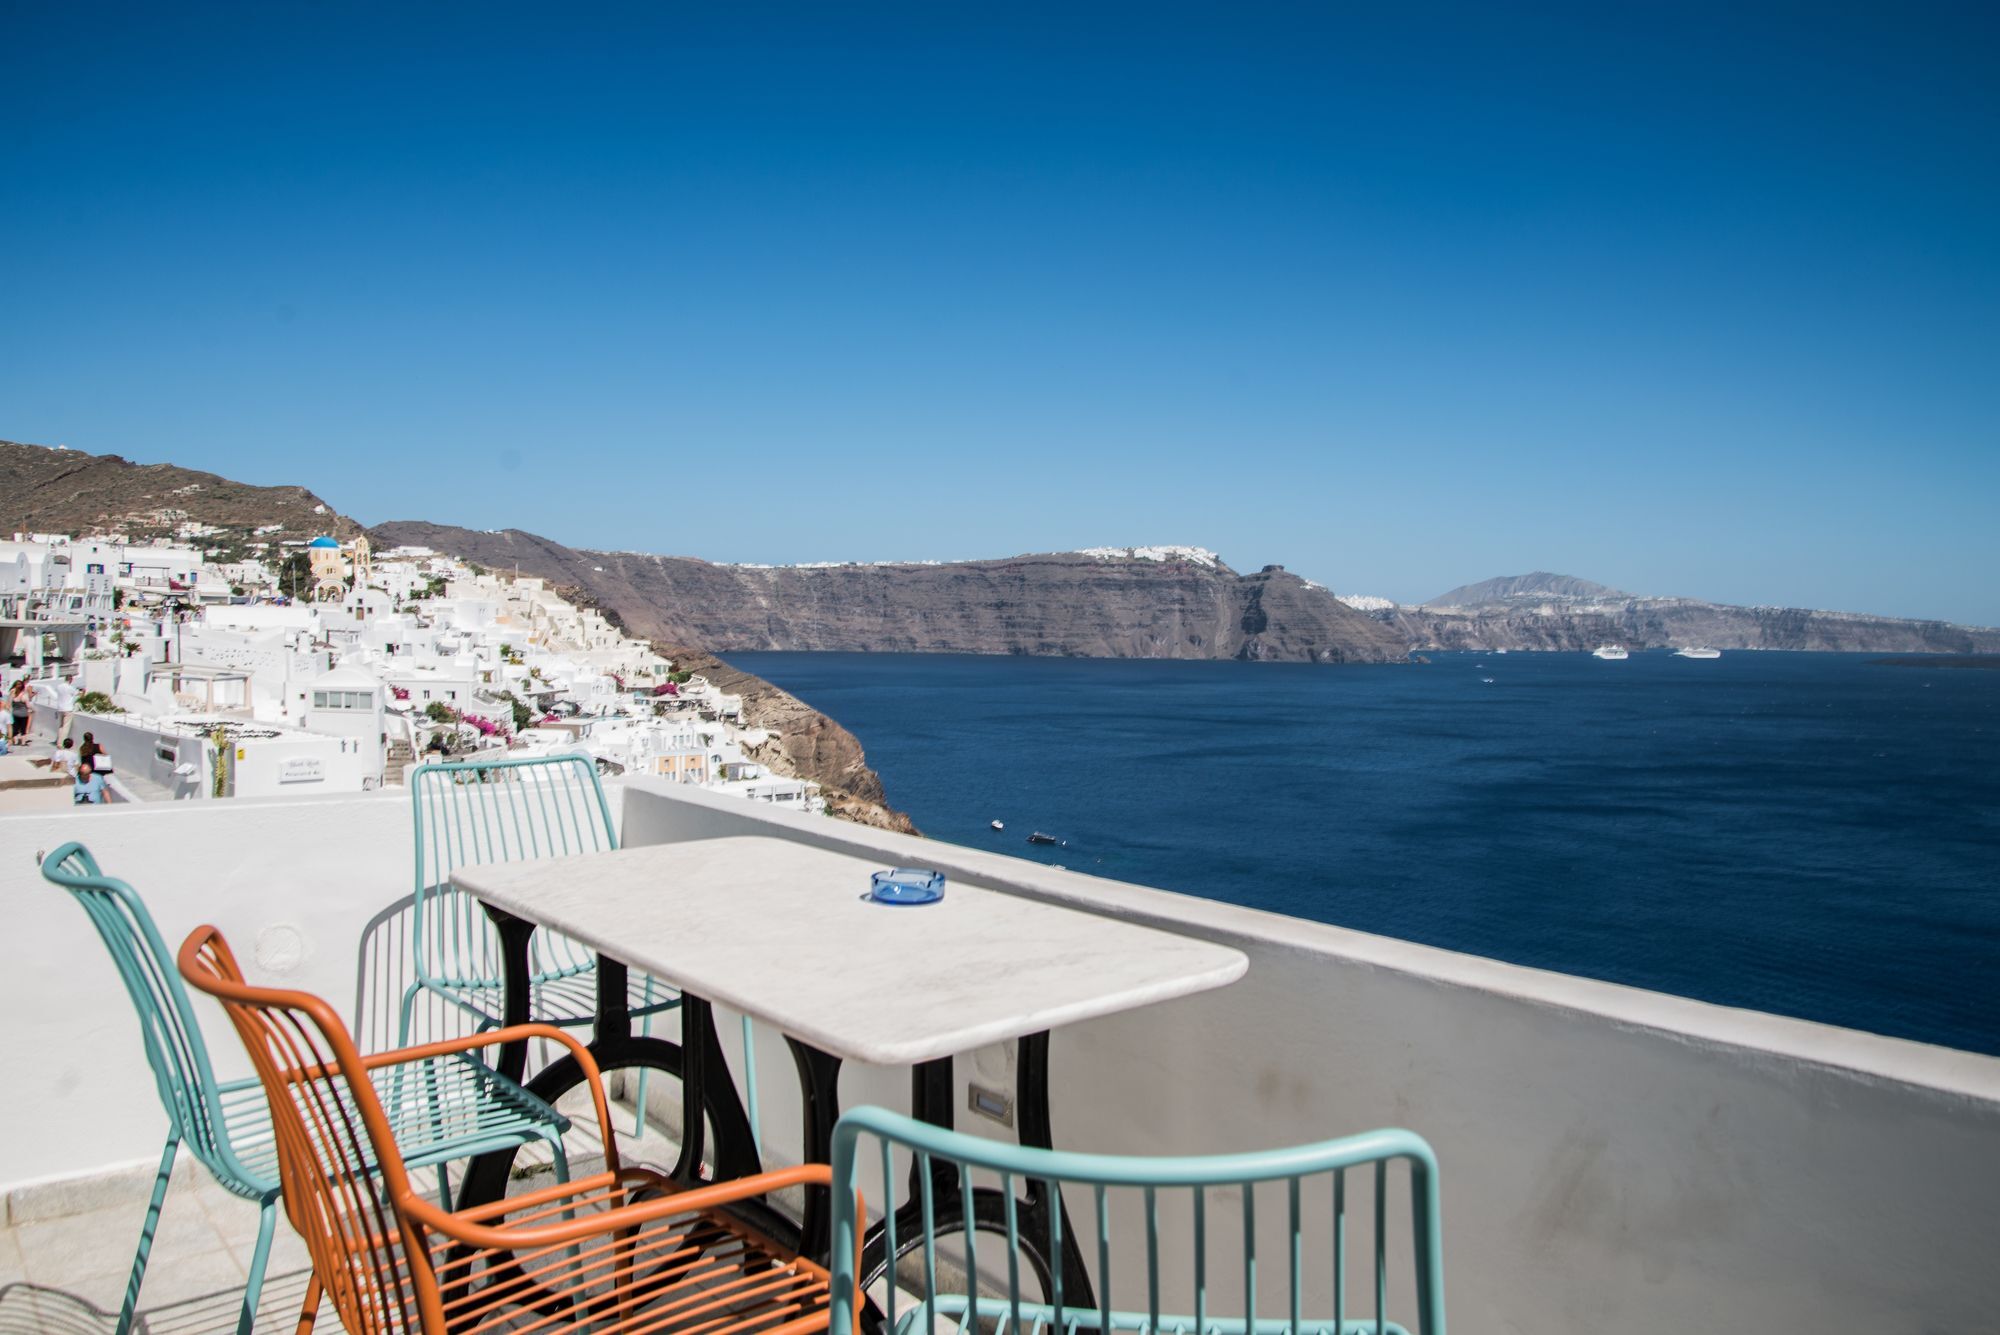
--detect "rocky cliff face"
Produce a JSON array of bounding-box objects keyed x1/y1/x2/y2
[
  {"x1": 367, "y1": 523, "x2": 1414, "y2": 664},
  {"x1": 657, "y1": 646, "x2": 914, "y2": 833},
  {"x1": 1388, "y1": 572, "x2": 2000, "y2": 654}
]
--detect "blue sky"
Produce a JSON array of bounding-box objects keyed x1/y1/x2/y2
[{"x1": 4, "y1": 3, "x2": 1996, "y2": 621}]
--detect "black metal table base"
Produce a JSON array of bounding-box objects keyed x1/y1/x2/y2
[
  {"x1": 789, "y1": 1033, "x2": 1093, "y2": 1307},
  {"x1": 466, "y1": 907, "x2": 1094, "y2": 1308}
]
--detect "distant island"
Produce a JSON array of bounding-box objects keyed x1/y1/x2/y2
[{"x1": 1381, "y1": 571, "x2": 2000, "y2": 657}]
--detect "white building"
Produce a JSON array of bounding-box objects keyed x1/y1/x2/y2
[{"x1": 300, "y1": 663, "x2": 387, "y2": 781}]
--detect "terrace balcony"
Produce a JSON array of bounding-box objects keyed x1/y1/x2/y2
[{"x1": 1, "y1": 780, "x2": 1995, "y2": 1331}]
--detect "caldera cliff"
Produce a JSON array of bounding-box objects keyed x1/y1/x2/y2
[{"x1": 365, "y1": 525, "x2": 1415, "y2": 664}]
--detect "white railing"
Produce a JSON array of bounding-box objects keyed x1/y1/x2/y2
[{"x1": 0, "y1": 781, "x2": 1994, "y2": 1332}]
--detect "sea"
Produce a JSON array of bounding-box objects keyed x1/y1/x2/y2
[{"x1": 724, "y1": 649, "x2": 2000, "y2": 1057}]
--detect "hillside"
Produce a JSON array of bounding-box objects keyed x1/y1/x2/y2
[
  {"x1": 0, "y1": 437, "x2": 908, "y2": 826},
  {"x1": 1426, "y1": 572, "x2": 1631, "y2": 608},
  {"x1": 658, "y1": 646, "x2": 913, "y2": 832},
  {"x1": 366, "y1": 522, "x2": 1415, "y2": 663},
  {"x1": 0, "y1": 438, "x2": 358, "y2": 543},
  {"x1": 1384, "y1": 572, "x2": 2000, "y2": 654}
]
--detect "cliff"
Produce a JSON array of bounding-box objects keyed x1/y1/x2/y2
[
  {"x1": 1388, "y1": 602, "x2": 2000, "y2": 654},
  {"x1": 655, "y1": 646, "x2": 915, "y2": 833},
  {"x1": 366, "y1": 523, "x2": 1415, "y2": 664},
  {"x1": 1389, "y1": 572, "x2": 2000, "y2": 654}
]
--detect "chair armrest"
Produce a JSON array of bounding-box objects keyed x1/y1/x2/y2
[
  {"x1": 357, "y1": 1024, "x2": 617, "y2": 1166},
  {"x1": 399, "y1": 1162, "x2": 843, "y2": 1253}
]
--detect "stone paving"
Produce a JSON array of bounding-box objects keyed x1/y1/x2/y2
[{"x1": 0, "y1": 743, "x2": 76, "y2": 813}]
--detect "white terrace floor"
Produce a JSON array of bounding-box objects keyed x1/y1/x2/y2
[{"x1": 0, "y1": 1084, "x2": 688, "y2": 1333}]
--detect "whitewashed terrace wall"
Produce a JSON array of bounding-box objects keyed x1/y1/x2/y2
[
  {"x1": 1, "y1": 781, "x2": 1995, "y2": 1333},
  {"x1": 624, "y1": 781, "x2": 2000, "y2": 1335}
]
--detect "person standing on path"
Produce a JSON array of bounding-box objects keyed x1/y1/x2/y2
[{"x1": 8, "y1": 677, "x2": 30, "y2": 744}]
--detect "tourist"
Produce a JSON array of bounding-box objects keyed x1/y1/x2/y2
[
  {"x1": 49, "y1": 737, "x2": 80, "y2": 780},
  {"x1": 78, "y1": 730, "x2": 100, "y2": 769},
  {"x1": 50, "y1": 676, "x2": 77, "y2": 744},
  {"x1": 7, "y1": 677, "x2": 28, "y2": 743},
  {"x1": 72, "y1": 760, "x2": 105, "y2": 805}
]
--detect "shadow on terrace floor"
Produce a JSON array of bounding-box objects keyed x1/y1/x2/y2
[{"x1": 0, "y1": 1085, "x2": 684, "y2": 1333}]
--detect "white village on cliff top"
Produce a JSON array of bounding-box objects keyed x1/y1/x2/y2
[{"x1": 2, "y1": 528, "x2": 822, "y2": 811}]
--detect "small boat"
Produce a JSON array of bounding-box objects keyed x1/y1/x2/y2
[
  {"x1": 990, "y1": 819, "x2": 1005, "y2": 831},
  {"x1": 1026, "y1": 832, "x2": 1061, "y2": 846},
  {"x1": 1481, "y1": 677, "x2": 1496, "y2": 684},
  {"x1": 1674, "y1": 646, "x2": 1721, "y2": 659},
  {"x1": 1591, "y1": 644, "x2": 1630, "y2": 660}
]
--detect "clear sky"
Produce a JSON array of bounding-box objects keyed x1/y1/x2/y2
[{"x1": 4, "y1": 3, "x2": 1996, "y2": 622}]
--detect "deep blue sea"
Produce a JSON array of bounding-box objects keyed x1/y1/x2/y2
[{"x1": 727, "y1": 650, "x2": 2000, "y2": 1056}]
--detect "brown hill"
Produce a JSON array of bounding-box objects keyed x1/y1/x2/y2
[{"x1": 0, "y1": 438, "x2": 359, "y2": 542}]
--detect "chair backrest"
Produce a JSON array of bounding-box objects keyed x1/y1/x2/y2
[
  {"x1": 829, "y1": 1106, "x2": 1445, "y2": 1335},
  {"x1": 177, "y1": 924, "x2": 434, "y2": 1334},
  {"x1": 408, "y1": 753, "x2": 616, "y2": 987},
  {"x1": 39, "y1": 842, "x2": 269, "y2": 1194}
]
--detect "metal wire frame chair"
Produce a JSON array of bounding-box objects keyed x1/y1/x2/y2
[
  {"x1": 828, "y1": 1106, "x2": 1446, "y2": 1335},
  {"x1": 40, "y1": 843, "x2": 575, "y2": 1335},
  {"x1": 177, "y1": 922, "x2": 853, "y2": 1335},
  {"x1": 407, "y1": 754, "x2": 685, "y2": 1132}
]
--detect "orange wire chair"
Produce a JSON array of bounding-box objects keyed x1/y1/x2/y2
[{"x1": 178, "y1": 923, "x2": 858, "y2": 1335}]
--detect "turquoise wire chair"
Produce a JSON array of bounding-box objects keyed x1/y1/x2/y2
[
  {"x1": 829, "y1": 1106, "x2": 1445, "y2": 1335},
  {"x1": 407, "y1": 753, "x2": 684, "y2": 1134},
  {"x1": 41, "y1": 842, "x2": 575, "y2": 1335}
]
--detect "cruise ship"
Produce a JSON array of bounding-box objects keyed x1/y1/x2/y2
[
  {"x1": 1591, "y1": 643, "x2": 1630, "y2": 660},
  {"x1": 1674, "y1": 645, "x2": 1722, "y2": 659}
]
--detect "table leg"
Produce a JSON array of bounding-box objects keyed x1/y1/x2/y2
[
  {"x1": 594, "y1": 955, "x2": 632, "y2": 1043},
  {"x1": 909, "y1": 1058, "x2": 958, "y2": 1203},
  {"x1": 461, "y1": 912, "x2": 765, "y2": 1209},
  {"x1": 1015, "y1": 1031, "x2": 1095, "y2": 1305},
  {"x1": 785, "y1": 1038, "x2": 844, "y2": 1261},
  {"x1": 858, "y1": 1035, "x2": 1094, "y2": 1310},
  {"x1": 491, "y1": 910, "x2": 535, "y2": 1085}
]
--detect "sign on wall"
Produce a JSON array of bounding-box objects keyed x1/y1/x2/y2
[{"x1": 278, "y1": 756, "x2": 326, "y2": 784}]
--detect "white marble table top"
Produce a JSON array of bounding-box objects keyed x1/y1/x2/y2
[{"x1": 452, "y1": 836, "x2": 1248, "y2": 1066}]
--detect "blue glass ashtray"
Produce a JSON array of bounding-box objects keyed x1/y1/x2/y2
[{"x1": 869, "y1": 868, "x2": 946, "y2": 905}]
